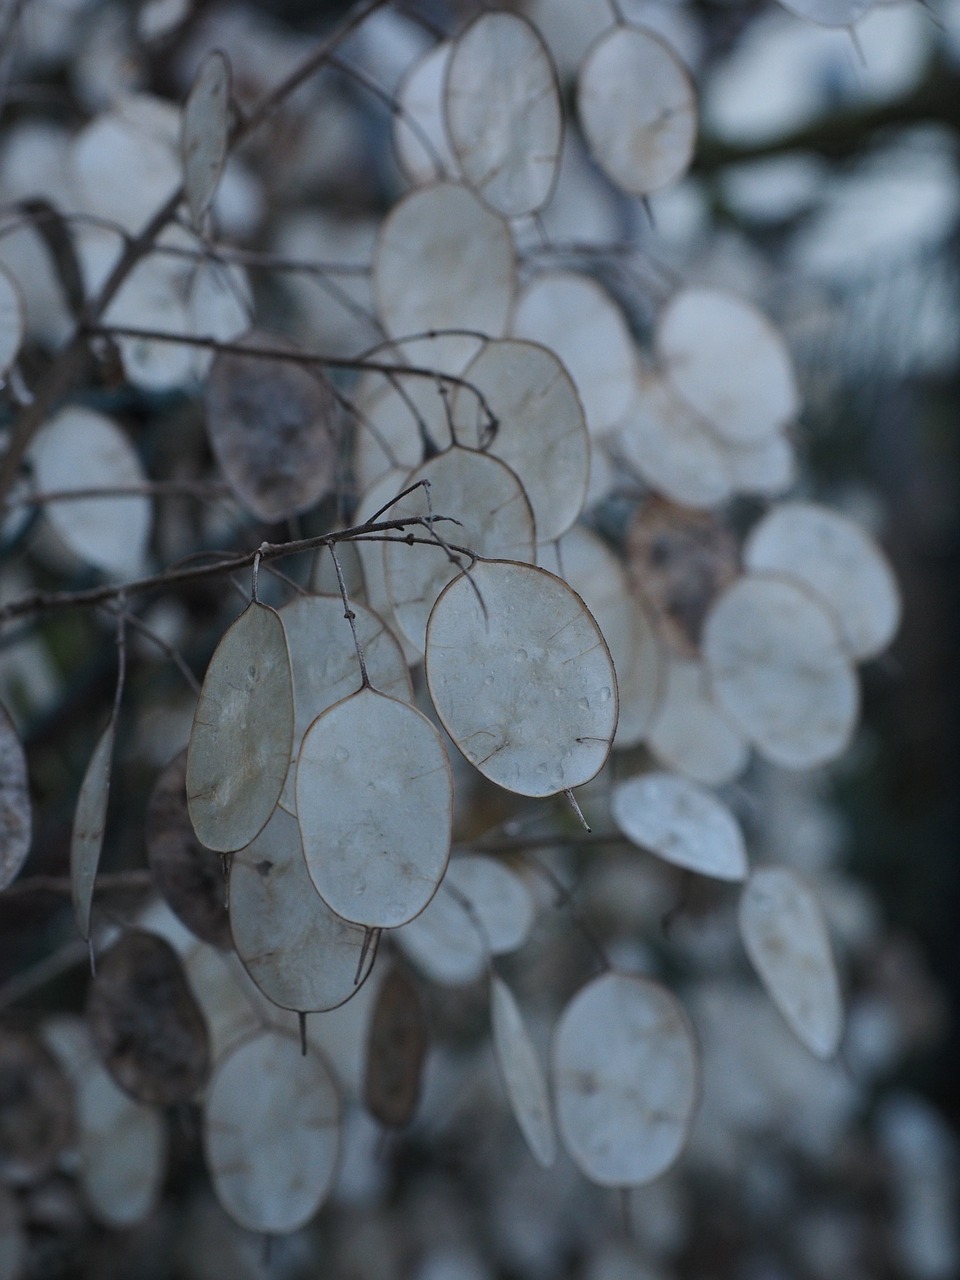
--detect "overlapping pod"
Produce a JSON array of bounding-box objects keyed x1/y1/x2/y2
[
  {"x1": 702, "y1": 574, "x2": 859, "y2": 769},
  {"x1": 383, "y1": 447, "x2": 536, "y2": 654},
  {"x1": 425, "y1": 559, "x2": 618, "y2": 797},
  {"x1": 30, "y1": 407, "x2": 152, "y2": 576},
  {"x1": 744, "y1": 501, "x2": 900, "y2": 660},
  {"x1": 229, "y1": 807, "x2": 377, "y2": 1013},
  {"x1": 204, "y1": 1030, "x2": 340, "y2": 1234},
  {"x1": 395, "y1": 854, "x2": 534, "y2": 986},
  {"x1": 443, "y1": 11, "x2": 563, "y2": 217},
  {"x1": 373, "y1": 182, "x2": 516, "y2": 370},
  {"x1": 204, "y1": 332, "x2": 338, "y2": 522},
  {"x1": 295, "y1": 686, "x2": 453, "y2": 929},
  {"x1": 186, "y1": 601, "x2": 294, "y2": 853},
  {"x1": 450, "y1": 339, "x2": 589, "y2": 544}
]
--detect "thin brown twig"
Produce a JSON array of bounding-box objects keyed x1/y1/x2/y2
[{"x1": 0, "y1": 516, "x2": 472, "y2": 626}]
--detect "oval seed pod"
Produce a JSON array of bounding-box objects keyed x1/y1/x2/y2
[
  {"x1": 612, "y1": 771, "x2": 748, "y2": 881},
  {"x1": 363, "y1": 966, "x2": 428, "y2": 1128},
  {"x1": 146, "y1": 750, "x2": 232, "y2": 950},
  {"x1": 229, "y1": 807, "x2": 377, "y2": 1013},
  {"x1": 657, "y1": 288, "x2": 799, "y2": 447},
  {"x1": 296, "y1": 687, "x2": 453, "y2": 929},
  {"x1": 552, "y1": 524, "x2": 663, "y2": 749},
  {"x1": 0, "y1": 1030, "x2": 73, "y2": 1187},
  {"x1": 578, "y1": 25, "x2": 697, "y2": 196},
  {"x1": 743, "y1": 501, "x2": 900, "y2": 660},
  {"x1": 187, "y1": 601, "x2": 294, "y2": 853},
  {"x1": 204, "y1": 331, "x2": 339, "y2": 522},
  {"x1": 445, "y1": 856, "x2": 534, "y2": 956},
  {"x1": 512, "y1": 272, "x2": 636, "y2": 436},
  {"x1": 425, "y1": 559, "x2": 618, "y2": 797},
  {"x1": 70, "y1": 721, "x2": 115, "y2": 942},
  {"x1": 86, "y1": 930, "x2": 210, "y2": 1106},
  {"x1": 373, "y1": 182, "x2": 516, "y2": 371},
  {"x1": 625, "y1": 500, "x2": 739, "y2": 657},
  {"x1": 277, "y1": 592, "x2": 412, "y2": 812},
  {"x1": 491, "y1": 976, "x2": 556, "y2": 1168},
  {"x1": 739, "y1": 867, "x2": 843, "y2": 1060},
  {"x1": 450, "y1": 339, "x2": 589, "y2": 543},
  {"x1": 444, "y1": 11, "x2": 562, "y2": 217},
  {"x1": 42, "y1": 1016, "x2": 166, "y2": 1229},
  {"x1": 553, "y1": 972, "x2": 699, "y2": 1187},
  {"x1": 615, "y1": 371, "x2": 733, "y2": 510},
  {"x1": 648, "y1": 655, "x2": 749, "y2": 786},
  {"x1": 0, "y1": 704, "x2": 31, "y2": 893},
  {"x1": 393, "y1": 886, "x2": 489, "y2": 987},
  {"x1": 181, "y1": 49, "x2": 231, "y2": 228},
  {"x1": 30, "y1": 407, "x2": 151, "y2": 577},
  {"x1": 383, "y1": 447, "x2": 535, "y2": 655},
  {"x1": 204, "y1": 1030, "x2": 340, "y2": 1234},
  {"x1": 702, "y1": 575, "x2": 859, "y2": 770}
]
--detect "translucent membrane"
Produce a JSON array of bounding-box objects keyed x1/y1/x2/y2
[
  {"x1": 425, "y1": 559, "x2": 618, "y2": 797},
  {"x1": 451, "y1": 339, "x2": 589, "y2": 542},
  {"x1": 43, "y1": 1017, "x2": 166, "y2": 1228},
  {"x1": 550, "y1": 525, "x2": 662, "y2": 748},
  {"x1": 744, "y1": 501, "x2": 900, "y2": 660},
  {"x1": 648, "y1": 655, "x2": 749, "y2": 786},
  {"x1": 373, "y1": 182, "x2": 515, "y2": 370},
  {"x1": 512, "y1": 272, "x2": 636, "y2": 435},
  {"x1": 0, "y1": 1030, "x2": 72, "y2": 1186},
  {"x1": 70, "y1": 722, "x2": 115, "y2": 942},
  {"x1": 146, "y1": 750, "x2": 232, "y2": 950},
  {"x1": 204, "y1": 331, "x2": 338, "y2": 522},
  {"x1": 702, "y1": 574, "x2": 859, "y2": 769},
  {"x1": 739, "y1": 866, "x2": 843, "y2": 1059},
  {"x1": 577, "y1": 25, "x2": 697, "y2": 196},
  {"x1": 204, "y1": 1030, "x2": 340, "y2": 1233},
  {"x1": 86, "y1": 930, "x2": 210, "y2": 1106},
  {"x1": 181, "y1": 49, "x2": 231, "y2": 228},
  {"x1": 615, "y1": 371, "x2": 732, "y2": 509},
  {"x1": 553, "y1": 972, "x2": 699, "y2": 1186},
  {"x1": 229, "y1": 806, "x2": 376, "y2": 1012},
  {"x1": 626, "y1": 501, "x2": 738, "y2": 657},
  {"x1": 363, "y1": 966, "x2": 428, "y2": 1128},
  {"x1": 383, "y1": 447, "x2": 535, "y2": 655},
  {"x1": 657, "y1": 287, "x2": 799, "y2": 446},
  {"x1": 612, "y1": 771, "x2": 748, "y2": 881},
  {"x1": 491, "y1": 976, "x2": 556, "y2": 1167},
  {"x1": 31, "y1": 407, "x2": 151, "y2": 577},
  {"x1": 186, "y1": 601, "x2": 294, "y2": 853},
  {"x1": 0, "y1": 704, "x2": 31, "y2": 893},
  {"x1": 295, "y1": 687, "x2": 453, "y2": 928},
  {"x1": 277, "y1": 592, "x2": 411, "y2": 812},
  {"x1": 444, "y1": 11, "x2": 562, "y2": 217}
]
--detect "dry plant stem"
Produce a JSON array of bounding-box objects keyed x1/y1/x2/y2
[
  {"x1": 0, "y1": 0, "x2": 392, "y2": 508},
  {"x1": 87, "y1": 324, "x2": 499, "y2": 433},
  {"x1": 1, "y1": 480, "x2": 232, "y2": 510},
  {"x1": 0, "y1": 518, "x2": 473, "y2": 625}
]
